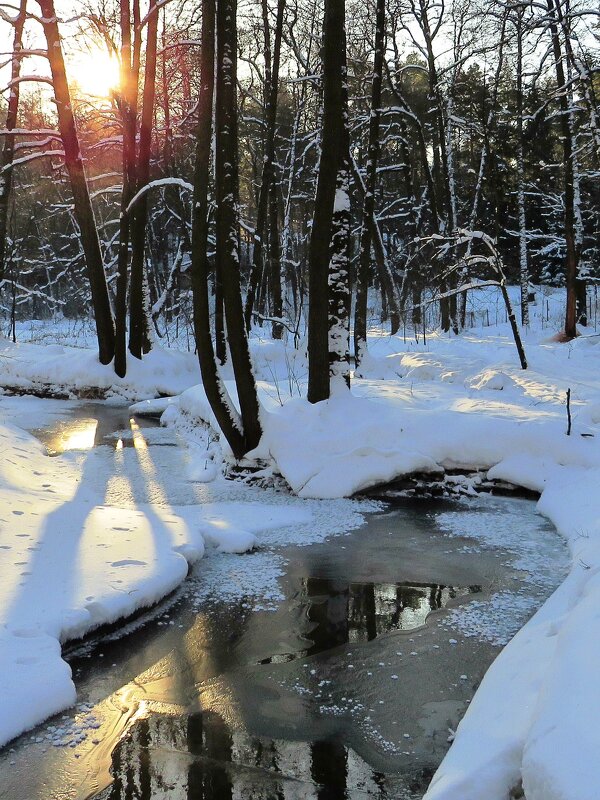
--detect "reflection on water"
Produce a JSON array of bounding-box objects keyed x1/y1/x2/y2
[
  {"x1": 41, "y1": 418, "x2": 99, "y2": 454},
  {"x1": 100, "y1": 710, "x2": 390, "y2": 800},
  {"x1": 33, "y1": 409, "x2": 176, "y2": 456},
  {"x1": 261, "y1": 579, "x2": 481, "y2": 664}
]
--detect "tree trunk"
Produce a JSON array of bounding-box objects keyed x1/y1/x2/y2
[
  {"x1": 191, "y1": 0, "x2": 249, "y2": 459},
  {"x1": 307, "y1": 0, "x2": 348, "y2": 403},
  {"x1": 354, "y1": 0, "x2": 385, "y2": 368},
  {"x1": 515, "y1": 7, "x2": 529, "y2": 327},
  {"x1": 547, "y1": 0, "x2": 578, "y2": 339},
  {"x1": 37, "y1": 0, "x2": 115, "y2": 364},
  {"x1": 243, "y1": 0, "x2": 286, "y2": 332},
  {"x1": 0, "y1": 0, "x2": 26, "y2": 284},
  {"x1": 268, "y1": 178, "x2": 284, "y2": 338},
  {"x1": 114, "y1": 0, "x2": 139, "y2": 377},
  {"x1": 215, "y1": 0, "x2": 262, "y2": 450},
  {"x1": 417, "y1": 0, "x2": 453, "y2": 331},
  {"x1": 349, "y1": 156, "x2": 400, "y2": 334},
  {"x1": 129, "y1": 0, "x2": 159, "y2": 358}
]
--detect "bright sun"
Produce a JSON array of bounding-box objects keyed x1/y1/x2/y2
[{"x1": 69, "y1": 49, "x2": 120, "y2": 98}]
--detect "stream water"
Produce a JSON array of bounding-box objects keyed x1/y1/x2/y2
[{"x1": 0, "y1": 400, "x2": 570, "y2": 800}]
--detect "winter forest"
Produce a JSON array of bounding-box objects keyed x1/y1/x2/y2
[{"x1": 0, "y1": 0, "x2": 599, "y2": 798}]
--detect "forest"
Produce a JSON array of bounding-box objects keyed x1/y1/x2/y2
[{"x1": 1, "y1": 0, "x2": 598, "y2": 380}]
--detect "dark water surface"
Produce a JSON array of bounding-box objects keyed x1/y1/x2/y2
[{"x1": 0, "y1": 401, "x2": 569, "y2": 800}]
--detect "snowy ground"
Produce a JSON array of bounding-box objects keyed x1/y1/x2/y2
[{"x1": 1, "y1": 285, "x2": 600, "y2": 799}]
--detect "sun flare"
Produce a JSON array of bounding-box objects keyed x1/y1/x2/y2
[{"x1": 69, "y1": 49, "x2": 120, "y2": 98}]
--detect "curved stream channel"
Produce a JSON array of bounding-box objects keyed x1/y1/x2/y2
[{"x1": 0, "y1": 400, "x2": 569, "y2": 800}]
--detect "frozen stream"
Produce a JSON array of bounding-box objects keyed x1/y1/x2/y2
[{"x1": 0, "y1": 399, "x2": 569, "y2": 800}]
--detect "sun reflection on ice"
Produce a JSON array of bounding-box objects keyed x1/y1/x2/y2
[{"x1": 47, "y1": 420, "x2": 98, "y2": 453}]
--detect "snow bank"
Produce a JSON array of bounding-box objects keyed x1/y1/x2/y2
[
  {"x1": 140, "y1": 305, "x2": 600, "y2": 797},
  {"x1": 5, "y1": 287, "x2": 600, "y2": 797},
  {"x1": 0, "y1": 415, "x2": 311, "y2": 749},
  {"x1": 108, "y1": 296, "x2": 600, "y2": 799},
  {"x1": 250, "y1": 322, "x2": 600, "y2": 800},
  {"x1": 0, "y1": 337, "x2": 200, "y2": 400}
]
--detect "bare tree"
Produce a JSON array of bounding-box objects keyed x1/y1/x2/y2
[
  {"x1": 307, "y1": 0, "x2": 351, "y2": 402},
  {"x1": 0, "y1": 0, "x2": 27, "y2": 285},
  {"x1": 354, "y1": 0, "x2": 386, "y2": 368},
  {"x1": 37, "y1": 0, "x2": 115, "y2": 364},
  {"x1": 129, "y1": 0, "x2": 159, "y2": 359}
]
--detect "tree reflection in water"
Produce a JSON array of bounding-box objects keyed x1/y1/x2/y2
[
  {"x1": 101, "y1": 579, "x2": 481, "y2": 798},
  {"x1": 103, "y1": 709, "x2": 391, "y2": 799},
  {"x1": 261, "y1": 578, "x2": 481, "y2": 664}
]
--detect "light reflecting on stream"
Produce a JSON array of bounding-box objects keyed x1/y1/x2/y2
[{"x1": 43, "y1": 418, "x2": 99, "y2": 453}]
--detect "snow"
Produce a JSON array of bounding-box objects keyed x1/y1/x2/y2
[
  {"x1": 0, "y1": 399, "x2": 325, "y2": 749},
  {"x1": 0, "y1": 336, "x2": 200, "y2": 400},
  {"x1": 254, "y1": 333, "x2": 600, "y2": 799},
  {"x1": 158, "y1": 289, "x2": 600, "y2": 799},
  {"x1": 3, "y1": 286, "x2": 600, "y2": 797}
]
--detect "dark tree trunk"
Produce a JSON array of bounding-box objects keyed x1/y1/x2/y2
[
  {"x1": 417, "y1": 0, "x2": 454, "y2": 331},
  {"x1": 515, "y1": 6, "x2": 530, "y2": 327},
  {"x1": 214, "y1": 272, "x2": 227, "y2": 364},
  {"x1": 268, "y1": 180, "x2": 283, "y2": 338},
  {"x1": 191, "y1": 0, "x2": 248, "y2": 459},
  {"x1": 38, "y1": 0, "x2": 115, "y2": 364},
  {"x1": 354, "y1": 0, "x2": 386, "y2": 368},
  {"x1": 243, "y1": 0, "x2": 286, "y2": 332},
  {"x1": 0, "y1": 0, "x2": 26, "y2": 284},
  {"x1": 349, "y1": 157, "x2": 399, "y2": 333},
  {"x1": 215, "y1": 0, "x2": 262, "y2": 450},
  {"x1": 307, "y1": 0, "x2": 349, "y2": 402},
  {"x1": 114, "y1": 0, "x2": 139, "y2": 377},
  {"x1": 129, "y1": 0, "x2": 159, "y2": 359},
  {"x1": 387, "y1": 75, "x2": 439, "y2": 327},
  {"x1": 547, "y1": 0, "x2": 579, "y2": 339}
]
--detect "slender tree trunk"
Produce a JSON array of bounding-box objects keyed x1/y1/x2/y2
[
  {"x1": 307, "y1": 0, "x2": 348, "y2": 402},
  {"x1": 37, "y1": 0, "x2": 115, "y2": 364},
  {"x1": 417, "y1": 0, "x2": 453, "y2": 331},
  {"x1": 515, "y1": 7, "x2": 530, "y2": 327},
  {"x1": 215, "y1": 0, "x2": 262, "y2": 449},
  {"x1": 114, "y1": 0, "x2": 139, "y2": 377},
  {"x1": 558, "y1": 3, "x2": 592, "y2": 323},
  {"x1": 349, "y1": 156, "x2": 400, "y2": 333},
  {"x1": 387, "y1": 73, "x2": 440, "y2": 326},
  {"x1": 354, "y1": 0, "x2": 385, "y2": 368},
  {"x1": 243, "y1": 0, "x2": 286, "y2": 331},
  {"x1": 547, "y1": 0, "x2": 578, "y2": 339},
  {"x1": 214, "y1": 273, "x2": 226, "y2": 363},
  {"x1": 268, "y1": 178, "x2": 283, "y2": 338},
  {"x1": 129, "y1": 0, "x2": 159, "y2": 358},
  {"x1": 190, "y1": 0, "x2": 248, "y2": 458},
  {"x1": 0, "y1": 0, "x2": 26, "y2": 285},
  {"x1": 567, "y1": 70, "x2": 586, "y2": 325},
  {"x1": 281, "y1": 92, "x2": 303, "y2": 320}
]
